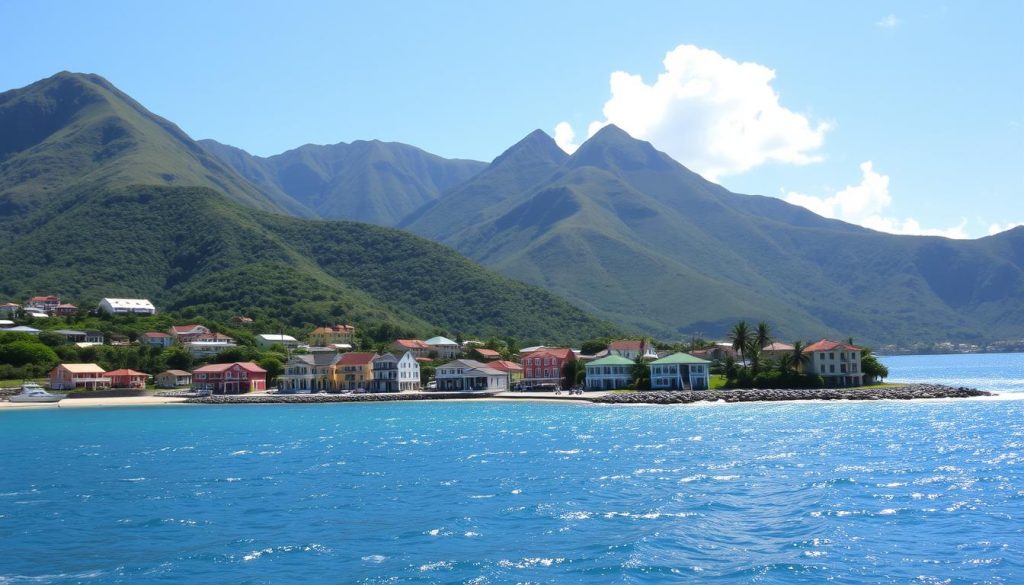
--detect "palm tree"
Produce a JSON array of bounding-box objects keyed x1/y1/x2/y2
[
  {"x1": 755, "y1": 321, "x2": 772, "y2": 353},
  {"x1": 729, "y1": 320, "x2": 753, "y2": 366},
  {"x1": 789, "y1": 341, "x2": 809, "y2": 374},
  {"x1": 631, "y1": 355, "x2": 651, "y2": 390}
]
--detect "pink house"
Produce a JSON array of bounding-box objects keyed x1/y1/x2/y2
[
  {"x1": 49, "y1": 363, "x2": 110, "y2": 390},
  {"x1": 105, "y1": 369, "x2": 148, "y2": 389},
  {"x1": 192, "y1": 362, "x2": 267, "y2": 395}
]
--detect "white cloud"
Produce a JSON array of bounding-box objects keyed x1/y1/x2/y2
[
  {"x1": 988, "y1": 222, "x2": 1024, "y2": 235},
  {"x1": 785, "y1": 162, "x2": 970, "y2": 239},
  {"x1": 876, "y1": 14, "x2": 900, "y2": 28},
  {"x1": 553, "y1": 121, "x2": 579, "y2": 154},
  {"x1": 554, "y1": 44, "x2": 830, "y2": 181}
]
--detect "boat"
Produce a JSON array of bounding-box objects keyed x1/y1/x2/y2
[{"x1": 8, "y1": 382, "x2": 66, "y2": 403}]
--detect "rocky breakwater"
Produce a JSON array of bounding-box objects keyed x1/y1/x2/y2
[
  {"x1": 591, "y1": 384, "x2": 991, "y2": 405},
  {"x1": 186, "y1": 391, "x2": 498, "y2": 405}
]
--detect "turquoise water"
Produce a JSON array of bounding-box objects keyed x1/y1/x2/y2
[{"x1": 2, "y1": 354, "x2": 1023, "y2": 583}]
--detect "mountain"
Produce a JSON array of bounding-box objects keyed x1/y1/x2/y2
[
  {"x1": 0, "y1": 183, "x2": 619, "y2": 343},
  {"x1": 200, "y1": 138, "x2": 486, "y2": 226},
  {"x1": 404, "y1": 125, "x2": 1024, "y2": 345},
  {"x1": 0, "y1": 72, "x2": 313, "y2": 221}
]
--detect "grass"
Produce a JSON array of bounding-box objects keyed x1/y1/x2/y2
[
  {"x1": 0, "y1": 378, "x2": 46, "y2": 388},
  {"x1": 710, "y1": 374, "x2": 727, "y2": 389}
]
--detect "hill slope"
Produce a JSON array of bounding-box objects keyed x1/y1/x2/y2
[
  {"x1": 200, "y1": 138, "x2": 486, "y2": 226},
  {"x1": 0, "y1": 184, "x2": 619, "y2": 343},
  {"x1": 405, "y1": 126, "x2": 1024, "y2": 345},
  {"x1": 0, "y1": 72, "x2": 313, "y2": 222}
]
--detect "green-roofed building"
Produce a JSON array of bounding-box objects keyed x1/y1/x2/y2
[
  {"x1": 649, "y1": 353, "x2": 711, "y2": 390},
  {"x1": 585, "y1": 354, "x2": 635, "y2": 390}
]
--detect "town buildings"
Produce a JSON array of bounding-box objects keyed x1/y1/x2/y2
[
  {"x1": 649, "y1": 353, "x2": 711, "y2": 390},
  {"x1": 332, "y1": 352, "x2": 377, "y2": 391},
  {"x1": 255, "y1": 333, "x2": 299, "y2": 350},
  {"x1": 434, "y1": 359, "x2": 508, "y2": 392},
  {"x1": 585, "y1": 355, "x2": 634, "y2": 390},
  {"x1": 308, "y1": 324, "x2": 355, "y2": 347},
  {"x1": 279, "y1": 352, "x2": 342, "y2": 393},
  {"x1": 192, "y1": 362, "x2": 267, "y2": 394},
  {"x1": 521, "y1": 347, "x2": 574, "y2": 388},
  {"x1": 105, "y1": 369, "x2": 148, "y2": 389},
  {"x1": 49, "y1": 363, "x2": 110, "y2": 390},
  {"x1": 424, "y1": 336, "x2": 460, "y2": 360},
  {"x1": 139, "y1": 331, "x2": 173, "y2": 348},
  {"x1": 27, "y1": 295, "x2": 61, "y2": 313},
  {"x1": 97, "y1": 298, "x2": 156, "y2": 315},
  {"x1": 804, "y1": 339, "x2": 864, "y2": 386},
  {"x1": 391, "y1": 339, "x2": 432, "y2": 359},
  {"x1": 608, "y1": 340, "x2": 658, "y2": 360}
]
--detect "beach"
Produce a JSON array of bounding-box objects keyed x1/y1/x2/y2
[{"x1": 0, "y1": 395, "x2": 189, "y2": 409}]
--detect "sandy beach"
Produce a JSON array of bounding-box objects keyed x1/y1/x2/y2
[{"x1": 0, "y1": 395, "x2": 190, "y2": 409}]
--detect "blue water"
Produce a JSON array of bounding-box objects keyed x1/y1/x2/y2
[
  {"x1": 880, "y1": 352, "x2": 1024, "y2": 393},
  {"x1": 1, "y1": 354, "x2": 1023, "y2": 584}
]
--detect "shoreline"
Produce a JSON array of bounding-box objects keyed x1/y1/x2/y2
[{"x1": 0, "y1": 384, "x2": 996, "y2": 410}]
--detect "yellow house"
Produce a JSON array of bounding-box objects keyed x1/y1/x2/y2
[
  {"x1": 330, "y1": 352, "x2": 377, "y2": 391},
  {"x1": 308, "y1": 324, "x2": 356, "y2": 347}
]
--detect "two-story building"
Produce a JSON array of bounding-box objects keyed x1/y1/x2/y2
[
  {"x1": 489, "y1": 360, "x2": 524, "y2": 388},
  {"x1": 585, "y1": 355, "x2": 634, "y2": 390},
  {"x1": 139, "y1": 331, "x2": 174, "y2": 348},
  {"x1": 192, "y1": 362, "x2": 267, "y2": 395},
  {"x1": 370, "y1": 353, "x2": 401, "y2": 393},
  {"x1": 648, "y1": 353, "x2": 711, "y2": 390},
  {"x1": 803, "y1": 339, "x2": 863, "y2": 386},
  {"x1": 105, "y1": 369, "x2": 148, "y2": 389},
  {"x1": 170, "y1": 324, "x2": 212, "y2": 343},
  {"x1": 425, "y1": 336, "x2": 460, "y2": 360},
  {"x1": 520, "y1": 348, "x2": 574, "y2": 389},
  {"x1": 608, "y1": 340, "x2": 658, "y2": 360},
  {"x1": 97, "y1": 298, "x2": 156, "y2": 316},
  {"x1": 27, "y1": 295, "x2": 61, "y2": 313},
  {"x1": 308, "y1": 324, "x2": 356, "y2": 347},
  {"x1": 331, "y1": 352, "x2": 377, "y2": 391},
  {"x1": 434, "y1": 359, "x2": 508, "y2": 392},
  {"x1": 391, "y1": 339, "x2": 432, "y2": 359},
  {"x1": 49, "y1": 363, "x2": 110, "y2": 390},
  {"x1": 279, "y1": 352, "x2": 342, "y2": 393}
]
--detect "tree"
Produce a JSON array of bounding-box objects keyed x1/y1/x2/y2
[
  {"x1": 783, "y1": 341, "x2": 809, "y2": 374},
  {"x1": 164, "y1": 347, "x2": 193, "y2": 371},
  {"x1": 861, "y1": 347, "x2": 888, "y2": 383},
  {"x1": 258, "y1": 356, "x2": 284, "y2": 384},
  {"x1": 631, "y1": 355, "x2": 651, "y2": 390},
  {"x1": 729, "y1": 320, "x2": 753, "y2": 366},
  {"x1": 563, "y1": 358, "x2": 585, "y2": 388},
  {"x1": 755, "y1": 321, "x2": 772, "y2": 353},
  {"x1": 580, "y1": 339, "x2": 609, "y2": 355},
  {"x1": 0, "y1": 340, "x2": 59, "y2": 369},
  {"x1": 37, "y1": 331, "x2": 65, "y2": 347}
]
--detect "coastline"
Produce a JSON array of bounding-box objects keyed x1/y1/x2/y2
[{"x1": 0, "y1": 395, "x2": 190, "y2": 409}]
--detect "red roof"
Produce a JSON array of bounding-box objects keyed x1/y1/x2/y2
[
  {"x1": 523, "y1": 348, "x2": 574, "y2": 360},
  {"x1": 142, "y1": 331, "x2": 171, "y2": 337},
  {"x1": 475, "y1": 348, "x2": 501, "y2": 357},
  {"x1": 234, "y1": 361, "x2": 267, "y2": 374},
  {"x1": 762, "y1": 342, "x2": 795, "y2": 352},
  {"x1": 338, "y1": 352, "x2": 377, "y2": 365},
  {"x1": 804, "y1": 339, "x2": 861, "y2": 353},
  {"x1": 104, "y1": 369, "x2": 147, "y2": 377},
  {"x1": 30, "y1": 295, "x2": 59, "y2": 302},
  {"x1": 489, "y1": 360, "x2": 523, "y2": 372},
  {"x1": 171, "y1": 324, "x2": 207, "y2": 334},
  {"x1": 312, "y1": 324, "x2": 355, "y2": 335},
  {"x1": 193, "y1": 361, "x2": 266, "y2": 374},
  {"x1": 609, "y1": 340, "x2": 644, "y2": 351},
  {"x1": 394, "y1": 339, "x2": 430, "y2": 349}
]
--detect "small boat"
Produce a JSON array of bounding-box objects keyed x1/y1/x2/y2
[{"x1": 8, "y1": 382, "x2": 66, "y2": 403}]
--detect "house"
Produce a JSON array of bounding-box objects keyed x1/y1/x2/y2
[
  {"x1": 192, "y1": 362, "x2": 267, "y2": 394},
  {"x1": 761, "y1": 342, "x2": 796, "y2": 362},
  {"x1": 489, "y1": 360, "x2": 524, "y2": 387},
  {"x1": 26, "y1": 295, "x2": 60, "y2": 313},
  {"x1": 54, "y1": 303, "x2": 78, "y2": 316},
  {"x1": 424, "y1": 336, "x2": 460, "y2": 360},
  {"x1": 279, "y1": 352, "x2": 342, "y2": 393},
  {"x1": 105, "y1": 369, "x2": 148, "y2": 389},
  {"x1": 391, "y1": 339, "x2": 432, "y2": 359},
  {"x1": 608, "y1": 340, "x2": 658, "y2": 360},
  {"x1": 25, "y1": 308, "x2": 49, "y2": 319},
  {"x1": 3, "y1": 325, "x2": 41, "y2": 335},
  {"x1": 649, "y1": 353, "x2": 711, "y2": 390},
  {"x1": 97, "y1": 298, "x2": 156, "y2": 315},
  {"x1": 184, "y1": 340, "x2": 238, "y2": 357},
  {"x1": 83, "y1": 330, "x2": 104, "y2": 344},
  {"x1": 520, "y1": 348, "x2": 574, "y2": 389},
  {"x1": 804, "y1": 339, "x2": 864, "y2": 386},
  {"x1": 331, "y1": 352, "x2": 377, "y2": 391},
  {"x1": 255, "y1": 333, "x2": 300, "y2": 350},
  {"x1": 471, "y1": 348, "x2": 501, "y2": 361},
  {"x1": 396, "y1": 351, "x2": 421, "y2": 392},
  {"x1": 53, "y1": 329, "x2": 89, "y2": 343},
  {"x1": 155, "y1": 370, "x2": 192, "y2": 389},
  {"x1": 0, "y1": 302, "x2": 20, "y2": 318},
  {"x1": 170, "y1": 324, "x2": 211, "y2": 343},
  {"x1": 139, "y1": 331, "x2": 173, "y2": 348},
  {"x1": 370, "y1": 353, "x2": 401, "y2": 393},
  {"x1": 691, "y1": 344, "x2": 738, "y2": 362},
  {"x1": 434, "y1": 359, "x2": 508, "y2": 392},
  {"x1": 49, "y1": 363, "x2": 110, "y2": 390},
  {"x1": 585, "y1": 355, "x2": 635, "y2": 390},
  {"x1": 308, "y1": 324, "x2": 356, "y2": 347}
]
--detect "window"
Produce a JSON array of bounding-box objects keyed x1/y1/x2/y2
[
  {"x1": 829, "y1": 353, "x2": 835, "y2": 360},
  {"x1": 829, "y1": 365, "x2": 835, "y2": 373}
]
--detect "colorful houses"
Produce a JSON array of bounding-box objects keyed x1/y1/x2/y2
[
  {"x1": 105, "y1": 369, "x2": 148, "y2": 389},
  {"x1": 521, "y1": 347, "x2": 574, "y2": 388},
  {"x1": 192, "y1": 362, "x2": 267, "y2": 395},
  {"x1": 649, "y1": 353, "x2": 711, "y2": 390},
  {"x1": 49, "y1": 363, "x2": 110, "y2": 390},
  {"x1": 391, "y1": 339, "x2": 432, "y2": 359},
  {"x1": 26, "y1": 295, "x2": 61, "y2": 313},
  {"x1": 332, "y1": 352, "x2": 377, "y2": 391},
  {"x1": 97, "y1": 298, "x2": 156, "y2": 315},
  {"x1": 585, "y1": 355, "x2": 634, "y2": 390},
  {"x1": 308, "y1": 324, "x2": 355, "y2": 347},
  {"x1": 804, "y1": 339, "x2": 864, "y2": 386},
  {"x1": 424, "y1": 336, "x2": 460, "y2": 360},
  {"x1": 156, "y1": 370, "x2": 192, "y2": 389},
  {"x1": 279, "y1": 353, "x2": 342, "y2": 393},
  {"x1": 434, "y1": 359, "x2": 508, "y2": 392}
]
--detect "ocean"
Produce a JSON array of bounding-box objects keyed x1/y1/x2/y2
[{"x1": 1, "y1": 353, "x2": 1022, "y2": 583}]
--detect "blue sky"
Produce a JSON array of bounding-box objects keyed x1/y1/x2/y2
[{"x1": 1, "y1": 1, "x2": 1021, "y2": 237}]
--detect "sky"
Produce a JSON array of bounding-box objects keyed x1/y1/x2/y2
[{"x1": 1, "y1": 1, "x2": 1021, "y2": 238}]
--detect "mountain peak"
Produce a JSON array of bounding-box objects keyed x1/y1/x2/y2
[
  {"x1": 568, "y1": 124, "x2": 676, "y2": 173},
  {"x1": 490, "y1": 129, "x2": 567, "y2": 169}
]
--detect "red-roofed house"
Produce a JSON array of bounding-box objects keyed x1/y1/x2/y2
[
  {"x1": 472, "y1": 348, "x2": 501, "y2": 361},
  {"x1": 521, "y1": 348, "x2": 574, "y2": 389},
  {"x1": 608, "y1": 340, "x2": 658, "y2": 360},
  {"x1": 804, "y1": 340, "x2": 863, "y2": 386},
  {"x1": 309, "y1": 324, "x2": 356, "y2": 347},
  {"x1": 489, "y1": 359, "x2": 524, "y2": 386},
  {"x1": 391, "y1": 339, "x2": 431, "y2": 359},
  {"x1": 191, "y1": 362, "x2": 267, "y2": 394},
  {"x1": 330, "y1": 352, "x2": 377, "y2": 391},
  {"x1": 761, "y1": 342, "x2": 796, "y2": 362},
  {"x1": 105, "y1": 369, "x2": 148, "y2": 389},
  {"x1": 170, "y1": 324, "x2": 211, "y2": 343},
  {"x1": 27, "y1": 295, "x2": 61, "y2": 313},
  {"x1": 49, "y1": 363, "x2": 110, "y2": 390},
  {"x1": 54, "y1": 303, "x2": 78, "y2": 316},
  {"x1": 139, "y1": 331, "x2": 173, "y2": 348}
]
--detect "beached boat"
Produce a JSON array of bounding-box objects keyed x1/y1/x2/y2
[{"x1": 8, "y1": 382, "x2": 66, "y2": 403}]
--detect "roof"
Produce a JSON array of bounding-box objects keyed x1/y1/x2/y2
[
  {"x1": 437, "y1": 359, "x2": 504, "y2": 376},
  {"x1": 104, "y1": 369, "x2": 147, "y2": 377},
  {"x1": 763, "y1": 342, "x2": 795, "y2": 352},
  {"x1": 54, "y1": 329, "x2": 86, "y2": 335},
  {"x1": 609, "y1": 340, "x2": 645, "y2": 351},
  {"x1": 474, "y1": 348, "x2": 501, "y2": 358},
  {"x1": 99, "y1": 298, "x2": 155, "y2": 310},
  {"x1": 160, "y1": 370, "x2": 191, "y2": 377},
  {"x1": 338, "y1": 352, "x2": 378, "y2": 366},
  {"x1": 804, "y1": 339, "x2": 861, "y2": 353},
  {"x1": 235, "y1": 362, "x2": 267, "y2": 374},
  {"x1": 3, "y1": 326, "x2": 41, "y2": 333},
  {"x1": 0, "y1": 302, "x2": 20, "y2": 308},
  {"x1": 257, "y1": 334, "x2": 298, "y2": 342},
  {"x1": 141, "y1": 331, "x2": 171, "y2": 337},
  {"x1": 171, "y1": 324, "x2": 207, "y2": 334},
  {"x1": 489, "y1": 360, "x2": 523, "y2": 372},
  {"x1": 650, "y1": 352, "x2": 711, "y2": 365},
  {"x1": 58, "y1": 363, "x2": 106, "y2": 374},
  {"x1": 289, "y1": 353, "x2": 343, "y2": 367},
  {"x1": 425, "y1": 336, "x2": 458, "y2": 346},
  {"x1": 311, "y1": 324, "x2": 355, "y2": 335},
  {"x1": 586, "y1": 355, "x2": 636, "y2": 367},
  {"x1": 55, "y1": 303, "x2": 77, "y2": 309},
  {"x1": 523, "y1": 347, "x2": 574, "y2": 360},
  {"x1": 193, "y1": 361, "x2": 266, "y2": 374},
  {"x1": 30, "y1": 295, "x2": 59, "y2": 302},
  {"x1": 394, "y1": 339, "x2": 430, "y2": 349}
]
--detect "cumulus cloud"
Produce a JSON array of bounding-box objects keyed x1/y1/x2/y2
[
  {"x1": 876, "y1": 14, "x2": 900, "y2": 28},
  {"x1": 554, "y1": 44, "x2": 830, "y2": 180},
  {"x1": 988, "y1": 222, "x2": 1024, "y2": 235},
  {"x1": 785, "y1": 162, "x2": 969, "y2": 238}
]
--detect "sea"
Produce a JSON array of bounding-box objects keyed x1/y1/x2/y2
[{"x1": 1, "y1": 353, "x2": 1022, "y2": 584}]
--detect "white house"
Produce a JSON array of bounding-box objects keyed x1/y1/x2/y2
[
  {"x1": 434, "y1": 359, "x2": 508, "y2": 392},
  {"x1": 98, "y1": 298, "x2": 156, "y2": 315},
  {"x1": 608, "y1": 340, "x2": 658, "y2": 360},
  {"x1": 184, "y1": 340, "x2": 237, "y2": 357},
  {"x1": 648, "y1": 353, "x2": 711, "y2": 390},
  {"x1": 585, "y1": 355, "x2": 634, "y2": 390},
  {"x1": 255, "y1": 333, "x2": 300, "y2": 350},
  {"x1": 804, "y1": 339, "x2": 864, "y2": 386},
  {"x1": 397, "y1": 351, "x2": 421, "y2": 392},
  {"x1": 425, "y1": 336, "x2": 460, "y2": 360}
]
